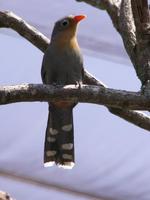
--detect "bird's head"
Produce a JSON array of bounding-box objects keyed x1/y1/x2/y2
[{"x1": 51, "y1": 15, "x2": 86, "y2": 41}]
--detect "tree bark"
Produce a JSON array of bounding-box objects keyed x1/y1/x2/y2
[{"x1": 0, "y1": 84, "x2": 149, "y2": 110}]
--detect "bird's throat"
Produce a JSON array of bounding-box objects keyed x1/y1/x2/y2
[{"x1": 52, "y1": 34, "x2": 79, "y2": 52}]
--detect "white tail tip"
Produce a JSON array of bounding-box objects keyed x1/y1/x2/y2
[
  {"x1": 44, "y1": 161, "x2": 55, "y2": 167},
  {"x1": 58, "y1": 162, "x2": 75, "y2": 169}
]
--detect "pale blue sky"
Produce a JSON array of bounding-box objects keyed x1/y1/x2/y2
[{"x1": 0, "y1": 31, "x2": 150, "y2": 200}]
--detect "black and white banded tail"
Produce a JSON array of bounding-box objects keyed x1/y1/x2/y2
[{"x1": 44, "y1": 104, "x2": 75, "y2": 169}]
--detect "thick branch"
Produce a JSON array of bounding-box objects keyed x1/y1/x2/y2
[
  {"x1": 131, "y1": 0, "x2": 150, "y2": 91},
  {"x1": 131, "y1": 0, "x2": 150, "y2": 38},
  {"x1": 0, "y1": 84, "x2": 150, "y2": 110},
  {"x1": 83, "y1": 70, "x2": 150, "y2": 131},
  {"x1": 0, "y1": 10, "x2": 150, "y2": 130}
]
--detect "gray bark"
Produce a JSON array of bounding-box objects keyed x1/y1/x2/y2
[{"x1": 0, "y1": 84, "x2": 149, "y2": 110}]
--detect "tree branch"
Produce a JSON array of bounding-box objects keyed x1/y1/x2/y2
[
  {"x1": 0, "y1": 10, "x2": 150, "y2": 131},
  {"x1": 0, "y1": 11, "x2": 49, "y2": 52},
  {"x1": 119, "y1": 0, "x2": 136, "y2": 63},
  {"x1": 84, "y1": 70, "x2": 150, "y2": 131},
  {"x1": 76, "y1": 0, "x2": 150, "y2": 89},
  {"x1": 0, "y1": 84, "x2": 150, "y2": 110},
  {"x1": 131, "y1": 0, "x2": 150, "y2": 38},
  {"x1": 131, "y1": 0, "x2": 150, "y2": 93},
  {"x1": 109, "y1": 108, "x2": 150, "y2": 131}
]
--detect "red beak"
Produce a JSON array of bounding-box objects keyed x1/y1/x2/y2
[{"x1": 73, "y1": 15, "x2": 87, "y2": 23}]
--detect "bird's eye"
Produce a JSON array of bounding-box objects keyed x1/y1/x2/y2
[{"x1": 61, "y1": 19, "x2": 69, "y2": 27}]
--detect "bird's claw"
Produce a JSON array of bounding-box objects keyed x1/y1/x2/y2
[{"x1": 75, "y1": 81, "x2": 82, "y2": 89}]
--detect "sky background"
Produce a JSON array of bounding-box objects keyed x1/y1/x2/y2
[{"x1": 0, "y1": 1, "x2": 150, "y2": 200}]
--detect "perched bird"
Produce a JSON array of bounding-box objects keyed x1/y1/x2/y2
[{"x1": 41, "y1": 15, "x2": 86, "y2": 169}]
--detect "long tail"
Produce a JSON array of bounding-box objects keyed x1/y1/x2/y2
[{"x1": 44, "y1": 104, "x2": 75, "y2": 169}]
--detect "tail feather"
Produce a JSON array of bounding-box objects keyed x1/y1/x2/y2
[{"x1": 44, "y1": 104, "x2": 75, "y2": 169}]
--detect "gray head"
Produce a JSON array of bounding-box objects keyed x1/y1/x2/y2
[{"x1": 51, "y1": 15, "x2": 86, "y2": 39}]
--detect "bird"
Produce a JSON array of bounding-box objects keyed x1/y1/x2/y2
[{"x1": 41, "y1": 14, "x2": 86, "y2": 169}]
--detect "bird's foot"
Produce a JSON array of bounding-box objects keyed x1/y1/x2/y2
[{"x1": 75, "y1": 81, "x2": 82, "y2": 89}]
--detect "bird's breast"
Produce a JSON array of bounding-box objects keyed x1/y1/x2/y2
[{"x1": 51, "y1": 38, "x2": 83, "y2": 66}]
